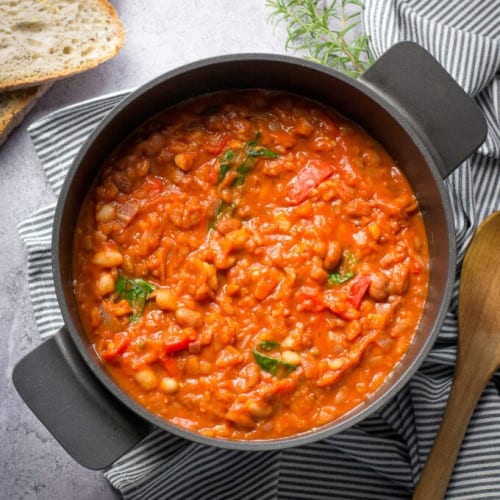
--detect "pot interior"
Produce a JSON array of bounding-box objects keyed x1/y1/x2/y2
[{"x1": 54, "y1": 55, "x2": 453, "y2": 447}]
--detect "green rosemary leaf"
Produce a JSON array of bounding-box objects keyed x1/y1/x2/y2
[{"x1": 266, "y1": 0, "x2": 372, "y2": 78}]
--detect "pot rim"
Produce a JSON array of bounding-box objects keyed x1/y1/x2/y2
[{"x1": 52, "y1": 52, "x2": 456, "y2": 450}]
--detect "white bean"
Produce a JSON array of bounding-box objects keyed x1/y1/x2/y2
[
  {"x1": 92, "y1": 248, "x2": 123, "y2": 267},
  {"x1": 156, "y1": 289, "x2": 177, "y2": 311},
  {"x1": 175, "y1": 307, "x2": 202, "y2": 328},
  {"x1": 159, "y1": 377, "x2": 179, "y2": 394},
  {"x1": 281, "y1": 350, "x2": 300, "y2": 366},
  {"x1": 246, "y1": 400, "x2": 272, "y2": 419},
  {"x1": 96, "y1": 273, "x2": 115, "y2": 297},
  {"x1": 96, "y1": 204, "x2": 116, "y2": 223},
  {"x1": 134, "y1": 368, "x2": 158, "y2": 390}
]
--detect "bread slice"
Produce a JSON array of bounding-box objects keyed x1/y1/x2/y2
[
  {"x1": 0, "y1": 84, "x2": 51, "y2": 145},
  {"x1": 0, "y1": 0, "x2": 125, "y2": 92}
]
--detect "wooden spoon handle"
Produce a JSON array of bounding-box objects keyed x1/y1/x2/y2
[{"x1": 412, "y1": 355, "x2": 496, "y2": 500}]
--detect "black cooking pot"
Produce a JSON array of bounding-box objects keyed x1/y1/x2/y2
[{"x1": 13, "y1": 42, "x2": 487, "y2": 470}]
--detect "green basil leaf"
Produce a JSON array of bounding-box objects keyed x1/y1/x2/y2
[
  {"x1": 217, "y1": 149, "x2": 236, "y2": 184},
  {"x1": 328, "y1": 270, "x2": 355, "y2": 285},
  {"x1": 247, "y1": 131, "x2": 262, "y2": 146},
  {"x1": 278, "y1": 360, "x2": 299, "y2": 377},
  {"x1": 253, "y1": 349, "x2": 279, "y2": 375},
  {"x1": 247, "y1": 146, "x2": 279, "y2": 159},
  {"x1": 231, "y1": 161, "x2": 254, "y2": 186},
  {"x1": 218, "y1": 133, "x2": 278, "y2": 188},
  {"x1": 327, "y1": 250, "x2": 357, "y2": 286},
  {"x1": 208, "y1": 200, "x2": 235, "y2": 230},
  {"x1": 236, "y1": 163, "x2": 253, "y2": 175},
  {"x1": 115, "y1": 274, "x2": 127, "y2": 295},
  {"x1": 258, "y1": 340, "x2": 280, "y2": 351},
  {"x1": 218, "y1": 163, "x2": 231, "y2": 183},
  {"x1": 116, "y1": 274, "x2": 156, "y2": 322},
  {"x1": 220, "y1": 149, "x2": 235, "y2": 163},
  {"x1": 253, "y1": 349, "x2": 298, "y2": 377}
]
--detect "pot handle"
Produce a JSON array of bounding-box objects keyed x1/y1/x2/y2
[
  {"x1": 359, "y1": 42, "x2": 487, "y2": 178},
  {"x1": 12, "y1": 327, "x2": 152, "y2": 470}
]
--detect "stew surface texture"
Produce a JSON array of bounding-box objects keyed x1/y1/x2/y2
[{"x1": 73, "y1": 90, "x2": 429, "y2": 440}]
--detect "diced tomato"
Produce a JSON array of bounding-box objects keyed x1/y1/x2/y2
[
  {"x1": 327, "y1": 300, "x2": 360, "y2": 321},
  {"x1": 347, "y1": 274, "x2": 372, "y2": 309},
  {"x1": 154, "y1": 176, "x2": 163, "y2": 190},
  {"x1": 285, "y1": 160, "x2": 335, "y2": 205},
  {"x1": 146, "y1": 176, "x2": 163, "y2": 193},
  {"x1": 268, "y1": 378, "x2": 297, "y2": 399},
  {"x1": 161, "y1": 356, "x2": 179, "y2": 377},
  {"x1": 296, "y1": 286, "x2": 325, "y2": 312},
  {"x1": 411, "y1": 260, "x2": 422, "y2": 275},
  {"x1": 323, "y1": 290, "x2": 360, "y2": 320},
  {"x1": 101, "y1": 333, "x2": 130, "y2": 362}
]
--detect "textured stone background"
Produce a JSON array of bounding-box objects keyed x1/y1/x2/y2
[{"x1": 0, "y1": 2, "x2": 289, "y2": 498}]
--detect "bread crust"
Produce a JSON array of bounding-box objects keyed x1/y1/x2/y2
[
  {"x1": 0, "y1": 0, "x2": 125, "y2": 92},
  {"x1": 0, "y1": 84, "x2": 51, "y2": 145}
]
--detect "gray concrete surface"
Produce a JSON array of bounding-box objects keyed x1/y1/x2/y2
[{"x1": 0, "y1": 2, "x2": 288, "y2": 498}]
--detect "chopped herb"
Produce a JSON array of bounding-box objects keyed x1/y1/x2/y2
[
  {"x1": 253, "y1": 348, "x2": 298, "y2": 377},
  {"x1": 216, "y1": 132, "x2": 279, "y2": 187},
  {"x1": 327, "y1": 250, "x2": 356, "y2": 286},
  {"x1": 115, "y1": 274, "x2": 156, "y2": 322},
  {"x1": 218, "y1": 163, "x2": 232, "y2": 183},
  {"x1": 220, "y1": 149, "x2": 236, "y2": 163},
  {"x1": 208, "y1": 200, "x2": 235, "y2": 230},
  {"x1": 218, "y1": 199, "x2": 233, "y2": 215},
  {"x1": 254, "y1": 349, "x2": 280, "y2": 374},
  {"x1": 218, "y1": 150, "x2": 236, "y2": 184},
  {"x1": 328, "y1": 270, "x2": 354, "y2": 285},
  {"x1": 207, "y1": 218, "x2": 217, "y2": 231},
  {"x1": 232, "y1": 162, "x2": 254, "y2": 186},
  {"x1": 258, "y1": 340, "x2": 281, "y2": 351},
  {"x1": 232, "y1": 174, "x2": 246, "y2": 187},
  {"x1": 246, "y1": 146, "x2": 279, "y2": 159},
  {"x1": 237, "y1": 163, "x2": 253, "y2": 175}
]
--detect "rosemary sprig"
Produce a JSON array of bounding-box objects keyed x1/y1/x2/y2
[{"x1": 267, "y1": 0, "x2": 373, "y2": 78}]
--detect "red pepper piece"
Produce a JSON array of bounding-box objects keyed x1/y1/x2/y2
[
  {"x1": 164, "y1": 337, "x2": 191, "y2": 354},
  {"x1": 101, "y1": 333, "x2": 130, "y2": 362},
  {"x1": 285, "y1": 160, "x2": 335, "y2": 205},
  {"x1": 150, "y1": 176, "x2": 163, "y2": 192},
  {"x1": 214, "y1": 133, "x2": 230, "y2": 155},
  {"x1": 347, "y1": 274, "x2": 372, "y2": 309}
]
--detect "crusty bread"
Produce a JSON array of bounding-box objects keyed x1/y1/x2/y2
[
  {"x1": 0, "y1": 0, "x2": 125, "y2": 92},
  {"x1": 0, "y1": 84, "x2": 51, "y2": 145}
]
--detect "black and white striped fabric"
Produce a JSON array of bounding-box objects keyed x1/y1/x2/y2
[{"x1": 18, "y1": 1, "x2": 500, "y2": 498}]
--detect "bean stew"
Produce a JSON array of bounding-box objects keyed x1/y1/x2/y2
[{"x1": 73, "y1": 90, "x2": 429, "y2": 440}]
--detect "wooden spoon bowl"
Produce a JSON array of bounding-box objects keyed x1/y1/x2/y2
[{"x1": 413, "y1": 211, "x2": 500, "y2": 499}]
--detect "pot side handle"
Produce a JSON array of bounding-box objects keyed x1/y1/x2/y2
[
  {"x1": 12, "y1": 327, "x2": 152, "y2": 470},
  {"x1": 359, "y1": 42, "x2": 487, "y2": 178}
]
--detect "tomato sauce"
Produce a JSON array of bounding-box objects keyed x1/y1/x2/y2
[{"x1": 73, "y1": 90, "x2": 429, "y2": 440}]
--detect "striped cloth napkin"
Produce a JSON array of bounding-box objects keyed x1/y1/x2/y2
[{"x1": 18, "y1": 0, "x2": 500, "y2": 498}]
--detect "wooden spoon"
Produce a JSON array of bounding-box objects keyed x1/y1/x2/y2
[{"x1": 413, "y1": 211, "x2": 500, "y2": 499}]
